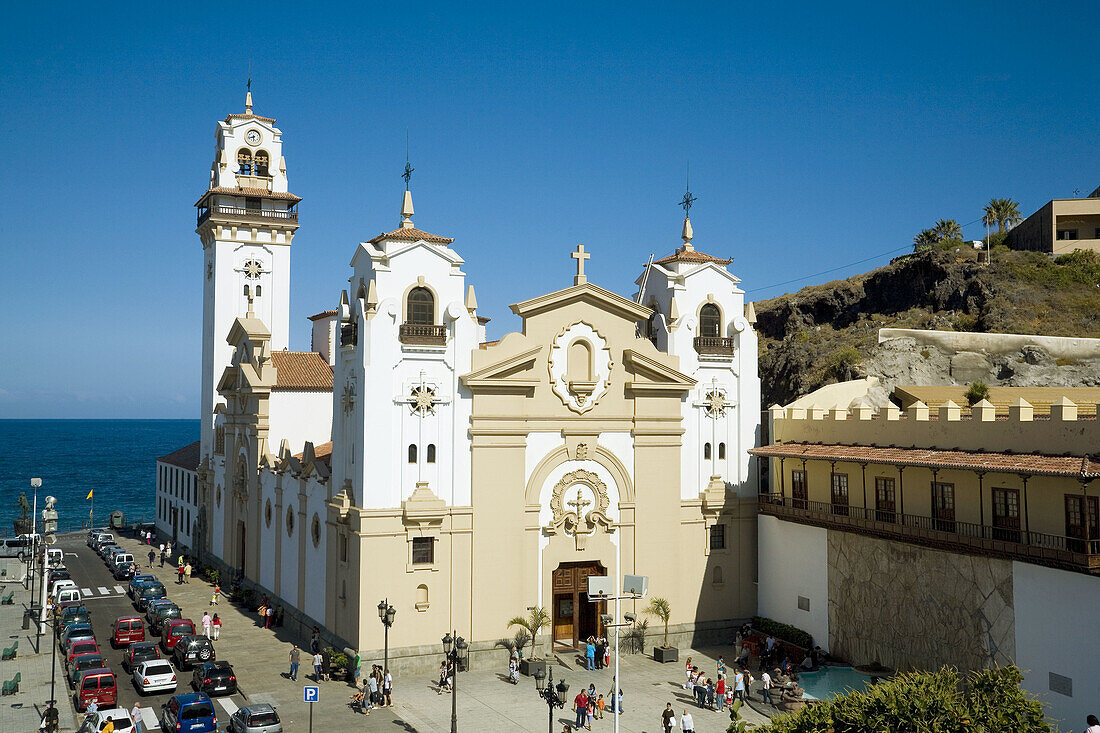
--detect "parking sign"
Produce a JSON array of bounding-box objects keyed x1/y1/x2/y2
[{"x1": 304, "y1": 685, "x2": 319, "y2": 703}]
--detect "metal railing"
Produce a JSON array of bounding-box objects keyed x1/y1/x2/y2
[
  {"x1": 758, "y1": 493, "x2": 1100, "y2": 572},
  {"x1": 693, "y1": 336, "x2": 736, "y2": 355},
  {"x1": 399, "y1": 323, "x2": 447, "y2": 346},
  {"x1": 197, "y1": 205, "x2": 298, "y2": 226}
]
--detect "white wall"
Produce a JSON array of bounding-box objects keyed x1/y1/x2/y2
[
  {"x1": 1013, "y1": 561, "x2": 1100, "y2": 729},
  {"x1": 757, "y1": 515, "x2": 829, "y2": 650},
  {"x1": 268, "y1": 391, "x2": 333, "y2": 453}
]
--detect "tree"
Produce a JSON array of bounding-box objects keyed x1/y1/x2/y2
[
  {"x1": 983, "y1": 198, "x2": 1023, "y2": 233},
  {"x1": 932, "y1": 218, "x2": 963, "y2": 241},
  {"x1": 965, "y1": 380, "x2": 990, "y2": 405},
  {"x1": 913, "y1": 228, "x2": 938, "y2": 250},
  {"x1": 643, "y1": 597, "x2": 672, "y2": 649},
  {"x1": 508, "y1": 606, "x2": 551, "y2": 660}
]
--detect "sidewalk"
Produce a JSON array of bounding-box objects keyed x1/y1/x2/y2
[
  {"x1": 117, "y1": 533, "x2": 775, "y2": 731},
  {"x1": 0, "y1": 571, "x2": 78, "y2": 733}
]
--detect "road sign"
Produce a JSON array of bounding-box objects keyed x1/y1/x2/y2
[{"x1": 304, "y1": 686, "x2": 319, "y2": 703}]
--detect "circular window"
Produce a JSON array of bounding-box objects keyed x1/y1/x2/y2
[
  {"x1": 265, "y1": 500, "x2": 272, "y2": 527},
  {"x1": 311, "y1": 514, "x2": 321, "y2": 548},
  {"x1": 216, "y1": 486, "x2": 222, "y2": 508},
  {"x1": 286, "y1": 506, "x2": 295, "y2": 537}
]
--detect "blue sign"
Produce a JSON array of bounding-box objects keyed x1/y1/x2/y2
[{"x1": 304, "y1": 686, "x2": 319, "y2": 703}]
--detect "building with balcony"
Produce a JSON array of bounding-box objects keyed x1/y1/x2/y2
[
  {"x1": 1005, "y1": 188, "x2": 1100, "y2": 255},
  {"x1": 753, "y1": 385, "x2": 1100, "y2": 726}
]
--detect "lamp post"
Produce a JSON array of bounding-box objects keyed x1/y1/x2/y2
[
  {"x1": 377, "y1": 599, "x2": 396, "y2": 675},
  {"x1": 442, "y1": 631, "x2": 468, "y2": 733},
  {"x1": 532, "y1": 664, "x2": 569, "y2": 733}
]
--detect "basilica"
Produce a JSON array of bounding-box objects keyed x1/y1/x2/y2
[{"x1": 173, "y1": 94, "x2": 761, "y2": 669}]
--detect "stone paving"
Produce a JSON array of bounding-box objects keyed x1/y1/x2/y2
[
  {"x1": 113, "y1": 532, "x2": 776, "y2": 732},
  {"x1": 0, "y1": 564, "x2": 78, "y2": 733}
]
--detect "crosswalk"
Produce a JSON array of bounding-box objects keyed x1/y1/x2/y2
[
  {"x1": 136, "y1": 696, "x2": 240, "y2": 729},
  {"x1": 79, "y1": 585, "x2": 126, "y2": 597}
]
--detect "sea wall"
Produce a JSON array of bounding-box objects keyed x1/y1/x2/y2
[{"x1": 878, "y1": 328, "x2": 1100, "y2": 360}]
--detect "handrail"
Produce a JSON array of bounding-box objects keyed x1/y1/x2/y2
[
  {"x1": 694, "y1": 336, "x2": 736, "y2": 355},
  {"x1": 399, "y1": 323, "x2": 447, "y2": 345},
  {"x1": 198, "y1": 205, "x2": 298, "y2": 226}
]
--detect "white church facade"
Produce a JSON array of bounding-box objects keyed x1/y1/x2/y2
[{"x1": 185, "y1": 95, "x2": 762, "y2": 670}]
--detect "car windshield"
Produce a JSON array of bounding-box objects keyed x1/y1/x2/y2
[
  {"x1": 249, "y1": 711, "x2": 280, "y2": 725},
  {"x1": 182, "y1": 702, "x2": 215, "y2": 720},
  {"x1": 144, "y1": 663, "x2": 173, "y2": 675},
  {"x1": 171, "y1": 626, "x2": 193, "y2": 637}
]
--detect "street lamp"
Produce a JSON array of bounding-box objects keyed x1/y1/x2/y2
[
  {"x1": 442, "y1": 631, "x2": 469, "y2": 733},
  {"x1": 377, "y1": 599, "x2": 396, "y2": 675},
  {"x1": 532, "y1": 664, "x2": 569, "y2": 733}
]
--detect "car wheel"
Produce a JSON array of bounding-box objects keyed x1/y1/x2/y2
[{"x1": 199, "y1": 649, "x2": 211, "y2": 660}]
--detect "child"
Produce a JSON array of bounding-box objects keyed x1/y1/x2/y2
[
  {"x1": 596, "y1": 694, "x2": 605, "y2": 720},
  {"x1": 210, "y1": 585, "x2": 220, "y2": 606},
  {"x1": 586, "y1": 698, "x2": 595, "y2": 730}
]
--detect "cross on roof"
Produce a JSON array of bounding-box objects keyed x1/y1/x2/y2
[{"x1": 572, "y1": 244, "x2": 591, "y2": 285}]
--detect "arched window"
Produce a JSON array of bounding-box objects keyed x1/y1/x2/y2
[
  {"x1": 254, "y1": 150, "x2": 270, "y2": 176},
  {"x1": 700, "y1": 304, "x2": 721, "y2": 337},
  {"x1": 408, "y1": 444, "x2": 417, "y2": 463},
  {"x1": 407, "y1": 287, "x2": 434, "y2": 325},
  {"x1": 718, "y1": 443, "x2": 726, "y2": 460},
  {"x1": 237, "y1": 149, "x2": 253, "y2": 175},
  {"x1": 646, "y1": 312, "x2": 659, "y2": 342},
  {"x1": 704, "y1": 442, "x2": 712, "y2": 460},
  {"x1": 426, "y1": 444, "x2": 436, "y2": 463}
]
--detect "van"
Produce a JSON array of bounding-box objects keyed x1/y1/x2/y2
[
  {"x1": 46, "y1": 547, "x2": 65, "y2": 568},
  {"x1": 161, "y1": 692, "x2": 217, "y2": 733},
  {"x1": 161, "y1": 619, "x2": 195, "y2": 652},
  {"x1": 0, "y1": 536, "x2": 32, "y2": 559},
  {"x1": 111, "y1": 552, "x2": 134, "y2": 569},
  {"x1": 56, "y1": 588, "x2": 83, "y2": 605},
  {"x1": 75, "y1": 668, "x2": 117, "y2": 712},
  {"x1": 111, "y1": 616, "x2": 146, "y2": 647}
]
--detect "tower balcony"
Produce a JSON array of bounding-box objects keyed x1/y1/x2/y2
[
  {"x1": 694, "y1": 336, "x2": 737, "y2": 356},
  {"x1": 399, "y1": 323, "x2": 448, "y2": 346},
  {"x1": 197, "y1": 204, "x2": 299, "y2": 227}
]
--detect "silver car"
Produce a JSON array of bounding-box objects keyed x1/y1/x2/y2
[
  {"x1": 228, "y1": 703, "x2": 282, "y2": 733},
  {"x1": 133, "y1": 659, "x2": 178, "y2": 695}
]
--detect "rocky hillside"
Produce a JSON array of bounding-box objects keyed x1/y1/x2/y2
[{"x1": 754, "y1": 245, "x2": 1100, "y2": 406}]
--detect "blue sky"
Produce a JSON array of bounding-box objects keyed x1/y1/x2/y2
[{"x1": 2, "y1": 1, "x2": 1099, "y2": 418}]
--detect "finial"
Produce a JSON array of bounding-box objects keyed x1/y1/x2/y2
[
  {"x1": 571, "y1": 244, "x2": 591, "y2": 286},
  {"x1": 403, "y1": 129, "x2": 414, "y2": 191},
  {"x1": 245, "y1": 64, "x2": 253, "y2": 114},
  {"x1": 679, "y1": 164, "x2": 697, "y2": 249},
  {"x1": 400, "y1": 132, "x2": 415, "y2": 228}
]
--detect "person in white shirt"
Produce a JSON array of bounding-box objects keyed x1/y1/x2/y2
[
  {"x1": 680, "y1": 710, "x2": 694, "y2": 732},
  {"x1": 131, "y1": 703, "x2": 143, "y2": 733},
  {"x1": 761, "y1": 671, "x2": 774, "y2": 705},
  {"x1": 201, "y1": 612, "x2": 212, "y2": 639},
  {"x1": 1085, "y1": 714, "x2": 1100, "y2": 733}
]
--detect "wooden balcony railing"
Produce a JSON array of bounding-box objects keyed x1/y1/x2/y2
[
  {"x1": 694, "y1": 336, "x2": 737, "y2": 356},
  {"x1": 399, "y1": 323, "x2": 447, "y2": 346},
  {"x1": 197, "y1": 205, "x2": 298, "y2": 226},
  {"x1": 758, "y1": 494, "x2": 1100, "y2": 574}
]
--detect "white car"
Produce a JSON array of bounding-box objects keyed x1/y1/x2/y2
[
  {"x1": 51, "y1": 579, "x2": 78, "y2": 599},
  {"x1": 78, "y1": 708, "x2": 135, "y2": 732},
  {"x1": 133, "y1": 659, "x2": 177, "y2": 695}
]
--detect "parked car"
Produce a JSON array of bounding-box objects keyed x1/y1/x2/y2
[
  {"x1": 0, "y1": 535, "x2": 33, "y2": 560},
  {"x1": 133, "y1": 659, "x2": 177, "y2": 695},
  {"x1": 191, "y1": 661, "x2": 236, "y2": 696},
  {"x1": 228, "y1": 703, "x2": 283, "y2": 733},
  {"x1": 77, "y1": 708, "x2": 135, "y2": 733},
  {"x1": 56, "y1": 587, "x2": 83, "y2": 605},
  {"x1": 135, "y1": 583, "x2": 167, "y2": 611},
  {"x1": 122, "y1": 641, "x2": 161, "y2": 673},
  {"x1": 51, "y1": 579, "x2": 79, "y2": 599},
  {"x1": 74, "y1": 668, "x2": 117, "y2": 712},
  {"x1": 161, "y1": 692, "x2": 218, "y2": 733},
  {"x1": 48, "y1": 569, "x2": 73, "y2": 594},
  {"x1": 60, "y1": 623, "x2": 96, "y2": 653},
  {"x1": 87, "y1": 531, "x2": 113, "y2": 549},
  {"x1": 161, "y1": 619, "x2": 196, "y2": 652},
  {"x1": 66, "y1": 640, "x2": 100, "y2": 667},
  {"x1": 172, "y1": 635, "x2": 215, "y2": 670},
  {"x1": 113, "y1": 561, "x2": 136, "y2": 581},
  {"x1": 110, "y1": 552, "x2": 134, "y2": 569},
  {"x1": 128, "y1": 575, "x2": 158, "y2": 599},
  {"x1": 56, "y1": 605, "x2": 91, "y2": 635},
  {"x1": 111, "y1": 616, "x2": 146, "y2": 647},
  {"x1": 45, "y1": 547, "x2": 65, "y2": 568},
  {"x1": 67, "y1": 653, "x2": 105, "y2": 688},
  {"x1": 149, "y1": 603, "x2": 182, "y2": 634},
  {"x1": 99, "y1": 543, "x2": 122, "y2": 560}
]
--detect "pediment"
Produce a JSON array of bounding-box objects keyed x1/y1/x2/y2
[
  {"x1": 461, "y1": 346, "x2": 542, "y2": 391},
  {"x1": 226, "y1": 316, "x2": 270, "y2": 346},
  {"x1": 510, "y1": 283, "x2": 652, "y2": 322},
  {"x1": 622, "y1": 349, "x2": 696, "y2": 393},
  {"x1": 351, "y1": 239, "x2": 464, "y2": 270}
]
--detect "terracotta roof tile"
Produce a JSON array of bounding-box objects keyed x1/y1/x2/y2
[
  {"x1": 225, "y1": 112, "x2": 277, "y2": 124},
  {"x1": 293, "y1": 441, "x2": 333, "y2": 467},
  {"x1": 368, "y1": 226, "x2": 454, "y2": 245},
  {"x1": 195, "y1": 187, "x2": 302, "y2": 206},
  {"x1": 653, "y1": 246, "x2": 731, "y2": 267},
  {"x1": 158, "y1": 440, "x2": 201, "y2": 470},
  {"x1": 749, "y1": 442, "x2": 1100, "y2": 478},
  {"x1": 271, "y1": 351, "x2": 333, "y2": 391},
  {"x1": 308, "y1": 309, "x2": 338, "y2": 321}
]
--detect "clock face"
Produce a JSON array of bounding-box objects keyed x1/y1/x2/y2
[{"x1": 245, "y1": 130, "x2": 261, "y2": 145}]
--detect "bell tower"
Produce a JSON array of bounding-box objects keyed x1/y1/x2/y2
[{"x1": 196, "y1": 90, "x2": 300, "y2": 458}]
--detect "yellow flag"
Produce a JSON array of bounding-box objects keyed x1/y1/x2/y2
[{"x1": 86, "y1": 489, "x2": 93, "y2": 500}]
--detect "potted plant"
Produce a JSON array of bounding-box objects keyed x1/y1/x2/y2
[
  {"x1": 644, "y1": 597, "x2": 678, "y2": 662},
  {"x1": 508, "y1": 606, "x2": 550, "y2": 676},
  {"x1": 325, "y1": 648, "x2": 349, "y2": 680}
]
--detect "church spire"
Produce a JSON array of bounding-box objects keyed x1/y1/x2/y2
[
  {"x1": 400, "y1": 134, "x2": 415, "y2": 229},
  {"x1": 678, "y1": 165, "x2": 697, "y2": 251}
]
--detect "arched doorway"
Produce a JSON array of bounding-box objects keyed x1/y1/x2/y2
[{"x1": 552, "y1": 561, "x2": 606, "y2": 651}]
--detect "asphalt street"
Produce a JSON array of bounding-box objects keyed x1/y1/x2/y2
[{"x1": 55, "y1": 533, "x2": 248, "y2": 730}]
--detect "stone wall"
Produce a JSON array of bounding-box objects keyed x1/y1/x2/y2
[{"x1": 827, "y1": 531, "x2": 1015, "y2": 672}]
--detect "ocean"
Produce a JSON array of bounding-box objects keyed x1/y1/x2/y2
[{"x1": 0, "y1": 420, "x2": 199, "y2": 536}]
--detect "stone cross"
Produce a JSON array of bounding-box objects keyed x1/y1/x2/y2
[
  {"x1": 572, "y1": 244, "x2": 591, "y2": 285},
  {"x1": 567, "y1": 488, "x2": 591, "y2": 518}
]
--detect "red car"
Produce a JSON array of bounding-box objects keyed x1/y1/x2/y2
[
  {"x1": 65, "y1": 639, "x2": 100, "y2": 666},
  {"x1": 111, "y1": 616, "x2": 146, "y2": 647},
  {"x1": 74, "y1": 668, "x2": 117, "y2": 712},
  {"x1": 161, "y1": 618, "x2": 195, "y2": 652}
]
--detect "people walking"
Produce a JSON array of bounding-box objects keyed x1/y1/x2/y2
[
  {"x1": 438, "y1": 661, "x2": 448, "y2": 694},
  {"x1": 176, "y1": 564, "x2": 185, "y2": 585},
  {"x1": 313, "y1": 650, "x2": 324, "y2": 681},
  {"x1": 661, "y1": 702, "x2": 675, "y2": 733},
  {"x1": 212, "y1": 614, "x2": 221, "y2": 640},
  {"x1": 265, "y1": 605, "x2": 275, "y2": 629},
  {"x1": 574, "y1": 690, "x2": 589, "y2": 730},
  {"x1": 147, "y1": 549, "x2": 155, "y2": 568},
  {"x1": 309, "y1": 627, "x2": 320, "y2": 654},
  {"x1": 201, "y1": 612, "x2": 212, "y2": 639},
  {"x1": 130, "y1": 703, "x2": 143, "y2": 733},
  {"x1": 289, "y1": 645, "x2": 300, "y2": 681},
  {"x1": 680, "y1": 710, "x2": 695, "y2": 732},
  {"x1": 158, "y1": 543, "x2": 165, "y2": 567},
  {"x1": 183, "y1": 562, "x2": 192, "y2": 583},
  {"x1": 761, "y1": 670, "x2": 774, "y2": 706},
  {"x1": 586, "y1": 638, "x2": 595, "y2": 670},
  {"x1": 210, "y1": 585, "x2": 220, "y2": 606}
]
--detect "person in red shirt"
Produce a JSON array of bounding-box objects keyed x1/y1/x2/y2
[
  {"x1": 575, "y1": 691, "x2": 589, "y2": 729},
  {"x1": 716, "y1": 675, "x2": 726, "y2": 710}
]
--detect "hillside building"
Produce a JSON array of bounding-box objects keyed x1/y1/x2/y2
[{"x1": 1005, "y1": 191, "x2": 1100, "y2": 255}]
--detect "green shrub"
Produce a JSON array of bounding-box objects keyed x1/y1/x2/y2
[
  {"x1": 920, "y1": 349, "x2": 931, "y2": 359},
  {"x1": 755, "y1": 666, "x2": 1052, "y2": 733},
  {"x1": 965, "y1": 381, "x2": 989, "y2": 405},
  {"x1": 751, "y1": 616, "x2": 812, "y2": 649}
]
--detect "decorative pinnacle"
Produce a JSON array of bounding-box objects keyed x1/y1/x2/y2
[
  {"x1": 245, "y1": 66, "x2": 253, "y2": 114},
  {"x1": 679, "y1": 164, "x2": 696, "y2": 248}
]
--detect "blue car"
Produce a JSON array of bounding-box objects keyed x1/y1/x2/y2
[{"x1": 162, "y1": 691, "x2": 218, "y2": 732}]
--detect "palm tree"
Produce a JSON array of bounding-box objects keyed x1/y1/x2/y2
[
  {"x1": 643, "y1": 597, "x2": 672, "y2": 648},
  {"x1": 913, "y1": 228, "x2": 937, "y2": 250},
  {"x1": 982, "y1": 198, "x2": 1022, "y2": 233},
  {"x1": 931, "y1": 219, "x2": 963, "y2": 241},
  {"x1": 508, "y1": 606, "x2": 551, "y2": 660}
]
